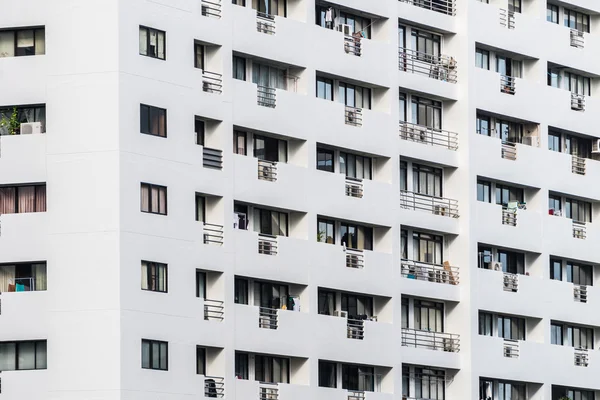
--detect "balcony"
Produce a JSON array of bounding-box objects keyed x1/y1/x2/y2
[
  {"x1": 503, "y1": 272, "x2": 518, "y2": 292},
  {"x1": 499, "y1": 8, "x2": 515, "y2": 29},
  {"x1": 201, "y1": 0, "x2": 221, "y2": 18},
  {"x1": 503, "y1": 339, "x2": 519, "y2": 358},
  {"x1": 203, "y1": 147, "x2": 223, "y2": 169},
  {"x1": 258, "y1": 85, "x2": 277, "y2": 108},
  {"x1": 203, "y1": 223, "x2": 224, "y2": 245},
  {"x1": 399, "y1": 0, "x2": 456, "y2": 16},
  {"x1": 258, "y1": 159, "x2": 277, "y2": 182},
  {"x1": 258, "y1": 234, "x2": 278, "y2": 255},
  {"x1": 401, "y1": 328, "x2": 460, "y2": 352},
  {"x1": 0, "y1": 291, "x2": 48, "y2": 338},
  {"x1": 345, "y1": 106, "x2": 363, "y2": 127},
  {"x1": 574, "y1": 285, "x2": 588, "y2": 303},
  {"x1": 573, "y1": 220, "x2": 587, "y2": 239},
  {"x1": 570, "y1": 29, "x2": 585, "y2": 48},
  {"x1": 204, "y1": 299, "x2": 224, "y2": 321},
  {"x1": 575, "y1": 348, "x2": 589, "y2": 367},
  {"x1": 346, "y1": 248, "x2": 365, "y2": 268},
  {"x1": 259, "y1": 307, "x2": 278, "y2": 329},
  {"x1": 205, "y1": 376, "x2": 225, "y2": 398},
  {"x1": 0, "y1": 370, "x2": 48, "y2": 398},
  {"x1": 572, "y1": 155, "x2": 586, "y2": 175},
  {"x1": 571, "y1": 92, "x2": 586, "y2": 111},
  {"x1": 0, "y1": 133, "x2": 46, "y2": 182},
  {"x1": 400, "y1": 190, "x2": 459, "y2": 218},
  {"x1": 345, "y1": 178, "x2": 364, "y2": 198},
  {"x1": 398, "y1": 48, "x2": 457, "y2": 84},
  {"x1": 400, "y1": 259, "x2": 458, "y2": 285},
  {"x1": 202, "y1": 70, "x2": 223, "y2": 94},
  {"x1": 500, "y1": 75, "x2": 516, "y2": 95},
  {"x1": 256, "y1": 12, "x2": 276, "y2": 35},
  {"x1": 399, "y1": 121, "x2": 458, "y2": 151}
]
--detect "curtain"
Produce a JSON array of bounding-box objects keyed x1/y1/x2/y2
[
  {"x1": 18, "y1": 341, "x2": 35, "y2": 370},
  {"x1": 0, "y1": 343, "x2": 16, "y2": 370},
  {"x1": 151, "y1": 186, "x2": 159, "y2": 213},
  {"x1": 0, "y1": 31, "x2": 15, "y2": 57},
  {"x1": 35, "y1": 29, "x2": 45, "y2": 55},
  {"x1": 35, "y1": 185, "x2": 46, "y2": 212},
  {"x1": 18, "y1": 186, "x2": 35, "y2": 213},
  {"x1": 16, "y1": 30, "x2": 34, "y2": 52},
  {"x1": 33, "y1": 263, "x2": 47, "y2": 291},
  {"x1": 157, "y1": 31, "x2": 165, "y2": 59},
  {"x1": 0, "y1": 187, "x2": 16, "y2": 214},
  {"x1": 139, "y1": 28, "x2": 147, "y2": 55},
  {"x1": 158, "y1": 187, "x2": 166, "y2": 214},
  {"x1": 141, "y1": 262, "x2": 149, "y2": 290},
  {"x1": 0, "y1": 265, "x2": 15, "y2": 292},
  {"x1": 141, "y1": 185, "x2": 149, "y2": 212}
]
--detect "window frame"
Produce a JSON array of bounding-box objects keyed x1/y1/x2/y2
[
  {"x1": 196, "y1": 346, "x2": 206, "y2": 375},
  {"x1": 196, "y1": 270, "x2": 207, "y2": 299},
  {"x1": 0, "y1": 340, "x2": 47, "y2": 371},
  {"x1": 139, "y1": 26, "x2": 166, "y2": 60},
  {"x1": 317, "y1": 218, "x2": 335, "y2": 244},
  {"x1": 233, "y1": 55, "x2": 246, "y2": 81},
  {"x1": 316, "y1": 76, "x2": 334, "y2": 101},
  {"x1": 140, "y1": 183, "x2": 168, "y2": 215},
  {"x1": 140, "y1": 104, "x2": 167, "y2": 138},
  {"x1": 0, "y1": 184, "x2": 47, "y2": 214},
  {"x1": 141, "y1": 261, "x2": 168, "y2": 293},
  {"x1": 547, "y1": 4, "x2": 559, "y2": 24},
  {"x1": 141, "y1": 339, "x2": 168, "y2": 371},
  {"x1": 475, "y1": 48, "x2": 490, "y2": 70},
  {"x1": 0, "y1": 27, "x2": 45, "y2": 58},
  {"x1": 316, "y1": 147, "x2": 335, "y2": 172}
]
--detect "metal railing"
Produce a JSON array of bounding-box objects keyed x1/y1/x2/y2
[
  {"x1": 201, "y1": 0, "x2": 222, "y2": 18},
  {"x1": 348, "y1": 390, "x2": 366, "y2": 400},
  {"x1": 344, "y1": 36, "x2": 362, "y2": 57},
  {"x1": 503, "y1": 272, "x2": 518, "y2": 292},
  {"x1": 257, "y1": 12, "x2": 276, "y2": 35},
  {"x1": 502, "y1": 208, "x2": 517, "y2": 226},
  {"x1": 501, "y1": 141, "x2": 517, "y2": 160},
  {"x1": 346, "y1": 248, "x2": 364, "y2": 269},
  {"x1": 500, "y1": 75, "x2": 516, "y2": 95},
  {"x1": 203, "y1": 147, "x2": 223, "y2": 169},
  {"x1": 345, "y1": 177, "x2": 363, "y2": 198},
  {"x1": 203, "y1": 223, "x2": 224, "y2": 245},
  {"x1": 398, "y1": 47, "x2": 457, "y2": 83},
  {"x1": 258, "y1": 159, "x2": 277, "y2": 182},
  {"x1": 570, "y1": 29, "x2": 584, "y2": 48},
  {"x1": 399, "y1": 121, "x2": 458, "y2": 150},
  {"x1": 574, "y1": 285, "x2": 588, "y2": 303},
  {"x1": 575, "y1": 348, "x2": 589, "y2": 367},
  {"x1": 345, "y1": 106, "x2": 363, "y2": 127},
  {"x1": 572, "y1": 155, "x2": 586, "y2": 175},
  {"x1": 205, "y1": 376, "x2": 225, "y2": 398},
  {"x1": 347, "y1": 318, "x2": 365, "y2": 340},
  {"x1": 503, "y1": 339, "x2": 519, "y2": 358},
  {"x1": 571, "y1": 92, "x2": 585, "y2": 111},
  {"x1": 257, "y1": 85, "x2": 276, "y2": 108},
  {"x1": 400, "y1": 190, "x2": 459, "y2": 218},
  {"x1": 259, "y1": 307, "x2": 278, "y2": 329},
  {"x1": 499, "y1": 8, "x2": 515, "y2": 29},
  {"x1": 573, "y1": 221, "x2": 587, "y2": 239},
  {"x1": 401, "y1": 328, "x2": 460, "y2": 352},
  {"x1": 399, "y1": 0, "x2": 456, "y2": 16},
  {"x1": 259, "y1": 384, "x2": 279, "y2": 400},
  {"x1": 204, "y1": 299, "x2": 224, "y2": 321},
  {"x1": 202, "y1": 71, "x2": 223, "y2": 94},
  {"x1": 258, "y1": 234, "x2": 278, "y2": 255},
  {"x1": 401, "y1": 259, "x2": 459, "y2": 285}
]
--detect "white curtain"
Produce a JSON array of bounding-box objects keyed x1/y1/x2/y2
[
  {"x1": 0, "y1": 343, "x2": 16, "y2": 370},
  {"x1": 35, "y1": 29, "x2": 45, "y2": 55},
  {"x1": 33, "y1": 263, "x2": 47, "y2": 291},
  {"x1": 18, "y1": 186, "x2": 35, "y2": 213},
  {"x1": 0, "y1": 187, "x2": 16, "y2": 214},
  {"x1": 139, "y1": 28, "x2": 147, "y2": 55},
  {"x1": 0, "y1": 31, "x2": 15, "y2": 57},
  {"x1": 0, "y1": 265, "x2": 15, "y2": 292},
  {"x1": 141, "y1": 262, "x2": 149, "y2": 290},
  {"x1": 141, "y1": 185, "x2": 149, "y2": 212}
]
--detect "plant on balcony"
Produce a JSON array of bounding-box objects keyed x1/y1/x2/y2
[
  {"x1": 559, "y1": 397, "x2": 572, "y2": 400},
  {"x1": 317, "y1": 230, "x2": 325, "y2": 242},
  {"x1": 0, "y1": 107, "x2": 19, "y2": 135}
]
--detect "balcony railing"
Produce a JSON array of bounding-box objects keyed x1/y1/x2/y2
[
  {"x1": 259, "y1": 384, "x2": 279, "y2": 400},
  {"x1": 499, "y1": 8, "x2": 515, "y2": 29},
  {"x1": 401, "y1": 328, "x2": 460, "y2": 352},
  {"x1": 347, "y1": 318, "x2": 365, "y2": 340},
  {"x1": 574, "y1": 285, "x2": 588, "y2": 303},
  {"x1": 348, "y1": 391, "x2": 366, "y2": 400},
  {"x1": 203, "y1": 223, "x2": 224, "y2": 245},
  {"x1": 204, "y1": 299, "x2": 224, "y2": 321},
  {"x1": 500, "y1": 75, "x2": 516, "y2": 95},
  {"x1": 259, "y1": 307, "x2": 278, "y2": 329},
  {"x1": 570, "y1": 29, "x2": 584, "y2": 48},
  {"x1": 502, "y1": 208, "x2": 517, "y2": 226},
  {"x1": 398, "y1": 47, "x2": 457, "y2": 83},
  {"x1": 401, "y1": 259, "x2": 459, "y2": 285},
  {"x1": 202, "y1": 70, "x2": 223, "y2": 94},
  {"x1": 503, "y1": 339, "x2": 519, "y2": 358},
  {"x1": 571, "y1": 92, "x2": 585, "y2": 111},
  {"x1": 258, "y1": 233, "x2": 278, "y2": 255},
  {"x1": 203, "y1": 147, "x2": 223, "y2": 169},
  {"x1": 346, "y1": 248, "x2": 365, "y2": 269},
  {"x1": 201, "y1": 0, "x2": 222, "y2": 18},
  {"x1": 257, "y1": 85, "x2": 276, "y2": 108},
  {"x1": 575, "y1": 348, "x2": 589, "y2": 367},
  {"x1": 345, "y1": 177, "x2": 364, "y2": 198},
  {"x1": 400, "y1": 190, "x2": 459, "y2": 218},
  {"x1": 572, "y1": 155, "x2": 586, "y2": 175},
  {"x1": 501, "y1": 141, "x2": 517, "y2": 160},
  {"x1": 257, "y1": 12, "x2": 276, "y2": 35},
  {"x1": 258, "y1": 159, "x2": 277, "y2": 182},
  {"x1": 344, "y1": 36, "x2": 362, "y2": 57},
  {"x1": 503, "y1": 272, "x2": 518, "y2": 292},
  {"x1": 573, "y1": 221, "x2": 586, "y2": 239},
  {"x1": 345, "y1": 106, "x2": 362, "y2": 127},
  {"x1": 205, "y1": 376, "x2": 225, "y2": 398},
  {"x1": 399, "y1": 0, "x2": 456, "y2": 16},
  {"x1": 399, "y1": 121, "x2": 458, "y2": 150}
]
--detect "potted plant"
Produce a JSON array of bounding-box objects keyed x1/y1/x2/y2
[{"x1": 0, "y1": 107, "x2": 20, "y2": 135}]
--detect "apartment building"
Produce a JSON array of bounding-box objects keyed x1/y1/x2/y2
[{"x1": 1, "y1": 0, "x2": 600, "y2": 399}]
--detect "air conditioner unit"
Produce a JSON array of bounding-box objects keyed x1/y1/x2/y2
[
  {"x1": 334, "y1": 310, "x2": 348, "y2": 318},
  {"x1": 492, "y1": 261, "x2": 503, "y2": 271},
  {"x1": 337, "y1": 24, "x2": 352, "y2": 36},
  {"x1": 20, "y1": 122, "x2": 42, "y2": 135},
  {"x1": 592, "y1": 139, "x2": 600, "y2": 153}
]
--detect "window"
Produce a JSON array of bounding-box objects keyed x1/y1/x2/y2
[
  {"x1": 497, "y1": 249, "x2": 524, "y2": 274},
  {"x1": 552, "y1": 386, "x2": 595, "y2": 400},
  {"x1": 497, "y1": 315, "x2": 525, "y2": 340},
  {"x1": 411, "y1": 96, "x2": 441, "y2": 129},
  {"x1": 141, "y1": 339, "x2": 168, "y2": 370},
  {"x1": 340, "y1": 223, "x2": 373, "y2": 250},
  {"x1": 0, "y1": 104, "x2": 46, "y2": 136},
  {"x1": 317, "y1": 148, "x2": 334, "y2": 172},
  {"x1": 139, "y1": 26, "x2": 166, "y2": 60},
  {"x1": 234, "y1": 277, "x2": 248, "y2": 304},
  {"x1": 476, "y1": 114, "x2": 491, "y2": 136},
  {"x1": 401, "y1": 297, "x2": 408, "y2": 328},
  {"x1": 340, "y1": 152, "x2": 372, "y2": 180},
  {"x1": 412, "y1": 164, "x2": 442, "y2": 197},
  {"x1": 316, "y1": 77, "x2": 333, "y2": 101},
  {"x1": 0, "y1": 262, "x2": 47, "y2": 292},
  {"x1": 400, "y1": 161, "x2": 407, "y2": 191},
  {"x1": 566, "y1": 262, "x2": 593, "y2": 286},
  {"x1": 0, "y1": 185, "x2": 47, "y2": 214},
  {"x1": 0, "y1": 340, "x2": 47, "y2": 371},
  {"x1": 565, "y1": 197, "x2": 592, "y2": 223},
  {"x1": 479, "y1": 312, "x2": 493, "y2": 336},
  {"x1": 196, "y1": 270, "x2": 206, "y2": 299},
  {"x1": 478, "y1": 245, "x2": 493, "y2": 269},
  {"x1": 480, "y1": 379, "x2": 494, "y2": 400},
  {"x1": 548, "y1": 131, "x2": 561, "y2": 152},
  {"x1": 254, "y1": 135, "x2": 287, "y2": 162},
  {"x1": 253, "y1": 208, "x2": 288, "y2": 236},
  {"x1": 235, "y1": 352, "x2": 249, "y2": 379},
  {"x1": 233, "y1": 55, "x2": 246, "y2": 80},
  {"x1": 234, "y1": 203, "x2": 248, "y2": 230},
  {"x1": 564, "y1": 9, "x2": 590, "y2": 33},
  {"x1": 399, "y1": 93, "x2": 407, "y2": 122},
  {"x1": 319, "y1": 360, "x2": 337, "y2": 388},
  {"x1": 499, "y1": 382, "x2": 526, "y2": 400},
  {"x1": 568, "y1": 325, "x2": 594, "y2": 349},
  {"x1": 252, "y1": 62, "x2": 286, "y2": 90},
  {"x1": 413, "y1": 231, "x2": 443, "y2": 264},
  {"x1": 402, "y1": 366, "x2": 410, "y2": 398},
  {"x1": 550, "y1": 258, "x2": 562, "y2": 281},
  {"x1": 342, "y1": 293, "x2": 373, "y2": 319},
  {"x1": 548, "y1": 69, "x2": 561, "y2": 89},
  {"x1": 255, "y1": 355, "x2": 290, "y2": 384},
  {"x1": 196, "y1": 347, "x2": 206, "y2": 375},
  {"x1": 475, "y1": 48, "x2": 490, "y2": 70},
  {"x1": 508, "y1": 0, "x2": 521, "y2": 13},
  {"x1": 195, "y1": 118, "x2": 205, "y2": 146},
  {"x1": 194, "y1": 43, "x2": 205, "y2": 70},
  {"x1": 232, "y1": 0, "x2": 245, "y2": 5},
  {"x1": 339, "y1": 82, "x2": 371, "y2": 109},
  {"x1": 414, "y1": 300, "x2": 443, "y2": 332},
  {"x1": 141, "y1": 261, "x2": 167, "y2": 292},
  {"x1": 140, "y1": 183, "x2": 167, "y2": 215},
  {"x1": 252, "y1": 0, "x2": 286, "y2": 17},
  {"x1": 495, "y1": 184, "x2": 523, "y2": 207},
  {"x1": 195, "y1": 195, "x2": 206, "y2": 223},
  {"x1": 253, "y1": 281, "x2": 289, "y2": 309},
  {"x1": 565, "y1": 135, "x2": 591, "y2": 158},
  {"x1": 401, "y1": 230, "x2": 408, "y2": 260},
  {"x1": 566, "y1": 72, "x2": 591, "y2": 96},
  {"x1": 342, "y1": 364, "x2": 374, "y2": 392},
  {"x1": 140, "y1": 104, "x2": 166, "y2": 137},
  {"x1": 234, "y1": 131, "x2": 247, "y2": 155},
  {"x1": 411, "y1": 29, "x2": 441, "y2": 59},
  {"x1": 547, "y1": 4, "x2": 558, "y2": 24},
  {"x1": 318, "y1": 289, "x2": 336, "y2": 316},
  {"x1": 415, "y1": 368, "x2": 445, "y2": 400},
  {"x1": 551, "y1": 323, "x2": 563, "y2": 345},
  {"x1": 318, "y1": 218, "x2": 335, "y2": 244},
  {"x1": 477, "y1": 180, "x2": 491, "y2": 203},
  {"x1": 549, "y1": 195, "x2": 561, "y2": 214},
  {"x1": 0, "y1": 27, "x2": 45, "y2": 58},
  {"x1": 495, "y1": 119, "x2": 522, "y2": 143}
]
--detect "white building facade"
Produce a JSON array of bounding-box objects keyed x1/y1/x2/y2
[{"x1": 1, "y1": 0, "x2": 600, "y2": 399}]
